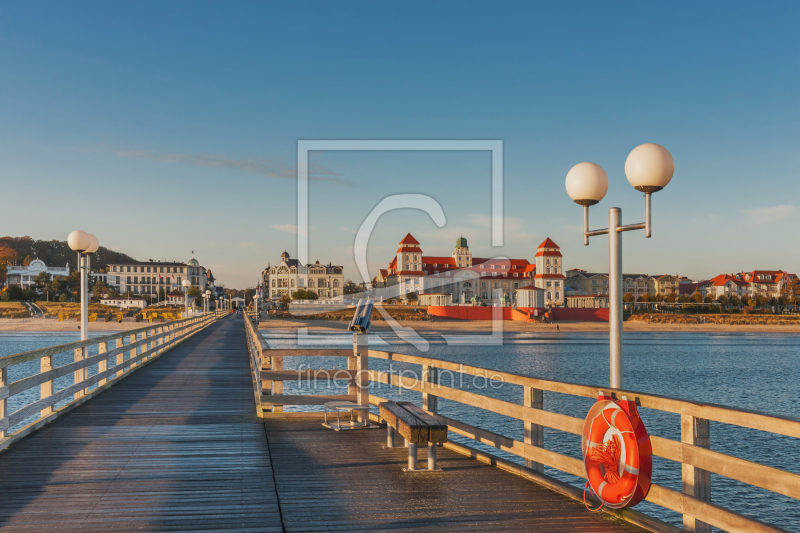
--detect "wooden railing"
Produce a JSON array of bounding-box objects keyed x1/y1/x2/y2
[
  {"x1": 362, "y1": 349, "x2": 799, "y2": 533},
  {"x1": 243, "y1": 313, "x2": 368, "y2": 416},
  {"x1": 0, "y1": 312, "x2": 220, "y2": 451}
]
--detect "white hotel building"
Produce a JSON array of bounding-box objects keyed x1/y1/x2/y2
[
  {"x1": 106, "y1": 257, "x2": 212, "y2": 296},
  {"x1": 261, "y1": 252, "x2": 345, "y2": 300}
]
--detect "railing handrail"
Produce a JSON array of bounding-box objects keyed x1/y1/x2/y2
[
  {"x1": 0, "y1": 313, "x2": 219, "y2": 451},
  {"x1": 366, "y1": 348, "x2": 798, "y2": 533},
  {"x1": 367, "y1": 349, "x2": 800, "y2": 437},
  {"x1": 0, "y1": 315, "x2": 211, "y2": 369}
]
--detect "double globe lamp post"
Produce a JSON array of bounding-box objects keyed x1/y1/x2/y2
[
  {"x1": 67, "y1": 230, "x2": 100, "y2": 344},
  {"x1": 565, "y1": 143, "x2": 674, "y2": 389}
]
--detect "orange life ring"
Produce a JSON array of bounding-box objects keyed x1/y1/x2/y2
[{"x1": 581, "y1": 392, "x2": 652, "y2": 510}]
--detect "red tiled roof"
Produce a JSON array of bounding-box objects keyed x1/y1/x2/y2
[
  {"x1": 397, "y1": 246, "x2": 423, "y2": 253},
  {"x1": 534, "y1": 250, "x2": 562, "y2": 257},
  {"x1": 168, "y1": 290, "x2": 184, "y2": 297},
  {"x1": 399, "y1": 233, "x2": 420, "y2": 245},
  {"x1": 537, "y1": 238, "x2": 560, "y2": 249},
  {"x1": 392, "y1": 271, "x2": 426, "y2": 276},
  {"x1": 517, "y1": 285, "x2": 545, "y2": 291},
  {"x1": 423, "y1": 256, "x2": 456, "y2": 267}
]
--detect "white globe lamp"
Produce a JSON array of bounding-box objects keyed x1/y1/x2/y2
[
  {"x1": 182, "y1": 279, "x2": 191, "y2": 288},
  {"x1": 85, "y1": 234, "x2": 100, "y2": 254},
  {"x1": 625, "y1": 143, "x2": 674, "y2": 193},
  {"x1": 67, "y1": 230, "x2": 90, "y2": 252},
  {"x1": 565, "y1": 162, "x2": 609, "y2": 206}
]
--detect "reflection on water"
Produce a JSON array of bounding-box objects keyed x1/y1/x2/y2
[{"x1": 263, "y1": 330, "x2": 800, "y2": 531}]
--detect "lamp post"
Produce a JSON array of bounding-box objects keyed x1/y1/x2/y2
[
  {"x1": 565, "y1": 143, "x2": 674, "y2": 389},
  {"x1": 67, "y1": 231, "x2": 99, "y2": 342},
  {"x1": 182, "y1": 279, "x2": 191, "y2": 318},
  {"x1": 204, "y1": 290, "x2": 211, "y2": 314}
]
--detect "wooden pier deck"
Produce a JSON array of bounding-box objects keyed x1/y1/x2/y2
[{"x1": 0, "y1": 317, "x2": 647, "y2": 532}]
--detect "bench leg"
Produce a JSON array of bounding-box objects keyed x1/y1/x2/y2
[
  {"x1": 428, "y1": 442, "x2": 437, "y2": 470},
  {"x1": 407, "y1": 443, "x2": 418, "y2": 471}
]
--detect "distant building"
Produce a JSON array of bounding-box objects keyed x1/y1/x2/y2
[
  {"x1": 375, "y1": 234, "x2": 546, "y2": 306},
  {"x1": 106, "y1": 255, "x2": 210, "y2": 297},
  {"x1": 565, "y1": 271, "x2": 609, "y2": 296},
  {"x1": 566, "y1": 294, "x2": 609, "y2": 308},
  {"x1": 740, "y1": 270, "x2": 796, "y2": 300},
  {"x1": 167, "y1": 290, "x2": 185, "y2": 305},
  {"x1": 5, "y1": 259, "x2": 70, "y2": 288},
  {"x1": 418, "y1": 293, "x2": 452, "y2": 306},
  {"x1": 99, "y1": 296, "x2": 146, "y2": 309},
  {"x1": 530, "y1": 238, "x2": 566, "y2": 306},
  {"x1": 515, "y1": 285, "x2": 546, "y2": 308},
  {"x1": 260, "y1": 252, "x2": 344, "y2": 300}
]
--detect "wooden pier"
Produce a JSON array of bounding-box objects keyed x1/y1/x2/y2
[
  {"x1": 1, "y1": 315, "x2": 798, "y2": 532},
  {"x1": 0, "y1": 317, "x2": 644, "y2": 532}
]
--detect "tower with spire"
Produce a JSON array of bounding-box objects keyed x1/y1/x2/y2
[{"x1": 452, "y1": 234, "x2": 472, "y2": 268}]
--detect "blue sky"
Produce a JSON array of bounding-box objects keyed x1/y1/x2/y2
[{"x1": 1, "y1": 2, "x2": 798, "y2": 287}]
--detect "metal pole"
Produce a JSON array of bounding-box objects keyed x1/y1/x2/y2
[
  {"x1": 80, "y1": 254, "x2": 88, "y2": 342},
  {"x1": 608, "y1": 208, "x2": 623, "y2": 389},
  {"x1": 184, "y1": 287, "x2": 189, "y2": 318}
]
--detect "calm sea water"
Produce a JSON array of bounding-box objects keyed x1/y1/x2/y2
[
  {"x1": 2, "y1": 330, "x2": 798, "y2": 531},
  {"x1": 262, "y1": 330, "x2": 800, "y2": 532}
]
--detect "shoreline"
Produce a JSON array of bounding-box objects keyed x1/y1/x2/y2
[
  {"x1": 1, "y1": 316, "x2": 797, "y2": 334},
  {"x1": 257, "y1": 317, "x2": 800, "y2": 334}
]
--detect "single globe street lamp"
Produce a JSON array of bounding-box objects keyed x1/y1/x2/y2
[
  {"x1": 182, "y1": 279, "x2": 191, "y2": 318},
  {"x1": 565, "y1": 143, "x2": 674, "y2": 389},
  {"x1": 205, "y1": 290, "x2": 211, "y2": 314}
]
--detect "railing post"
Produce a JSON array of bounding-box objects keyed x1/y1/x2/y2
[
  {"x1": 271, "y1": 345, "x2": 283, "y2": 413},
  {"x1": 0, "y1": 367, "x2": 7, "y2": 439},
  {"x1": 355, "y1": 333, "x2": 369, "y2": 423},
  {"x1": 129, "y1": 333, "x2": 137, "y2": 368},
  {"x1": 349, "y1": 335, "x2": 357, "y2": 400},
  {"x1": 422, "y1": 364, "x2": 438, "y2": 414},
  {"x1": 524, "y1": 387, "x2": 544, "y2": 473},
  {"x1": 74, "y1": 347, "x2": 85, "y2": 399},
  {"x1": 682, "y1": 415, "x2": 711, "y2": 532},
  {"x1": 115, "y1": 337, "x2": 124, "y2": 378},
  {"x1": 40, "y1": 355, "x2": 54, "y2": 417},
  {"x1": 149, "y1": 328, "x2": 156, "y2": 359},
  {"x1": 97, "y1": 341, "x2": 108, "y2": 386}
]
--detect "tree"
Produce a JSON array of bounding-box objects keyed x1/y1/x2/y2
[
  {"x1": 623, "y1": 292, "x2": 634, "y2": 303},
  {"x1": 22, "y1": 255, "x2": 32, "y2": 267},
  {"x1": 5, "y1": 285, "x2": 24, "y2": 301},
  {"x1": 755, "y1": 294, "x2": 768, "y2": 308},
  {"x1": 691, "y1": 290, "x2": 703, "y2": 304},
  {"x1": 188, "y1": 286, "x2": 202, "y2": 306},
  {"x1": 292, "y1": 289, "x2": 318, "y2": 300},
  {"x1": 280, "y1": 294, "x2": 291, "y2": 305},
  {"x1": 91, "y1": 279, "x2": 109, "y2": 301},
  {"x1": 729, "y1": 294, "x2": 741, "y2": 308},
  {"x1": 718, "y1": 294, "x2": 728, "y2": 308},
  {"x1": 406, "y1": 291, "x2": 418, "y2": 302}
]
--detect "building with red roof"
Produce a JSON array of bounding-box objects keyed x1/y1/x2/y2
[{"x1": 375, "y1": 233, "x2": 563, "y2": 306}]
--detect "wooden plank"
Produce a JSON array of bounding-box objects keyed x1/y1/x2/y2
[
  {"x1": 0, "y1": 316, "x2": 283, "y2": 532},
  {"x1": 379, "y1": 401, "x2": 427, "y2": 444},
  {"x1": 265, "y1": 348, "x2": 354, "y2": 357},
  {"x1": 398, "y1": 402, "x2": 448, "y2": 443},
  {"x1": 260, "y1": 369, "x2": 356, "y2": 381},
  {"x1": 260, "y1": 394, "x2": 355, "y2": 406},
  {"x1": 368, "y1": 350, "x2": 800, "y2": 439},
  {"x1": 263, "y1": 414, "x2": 650, "y2": 533}
]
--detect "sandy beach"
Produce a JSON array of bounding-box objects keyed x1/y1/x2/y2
[
  {"x1": 258, "y1": 316, "x2": 800, "y2": 334},
  {"x1": 1, "y1": 314, "x2": 797, "y2": 334},
  {"x1": 0, "y1": 317, "x2": 161, "y2": 332}
]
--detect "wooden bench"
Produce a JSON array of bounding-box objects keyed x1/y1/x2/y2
[{"x1": 379, "y1": 401, "x2": 447, "y2": 472}]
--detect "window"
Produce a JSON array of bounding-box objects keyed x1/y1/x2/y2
[
  {"x1": 127, "y1": 266, "x2": 131, "y2": 272},
  {"x1": 555, "y1": 292, "x2": 560, "y2": 300},
  {"x1": 546, "y1": 281, "x2": 552, "y2": 287},
  {"x1": 514, "y1": 282, "x2": 519, "y2": 289},
  {"x1": 481, "y1": 282, "x2": 487, "y2": 289}
]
